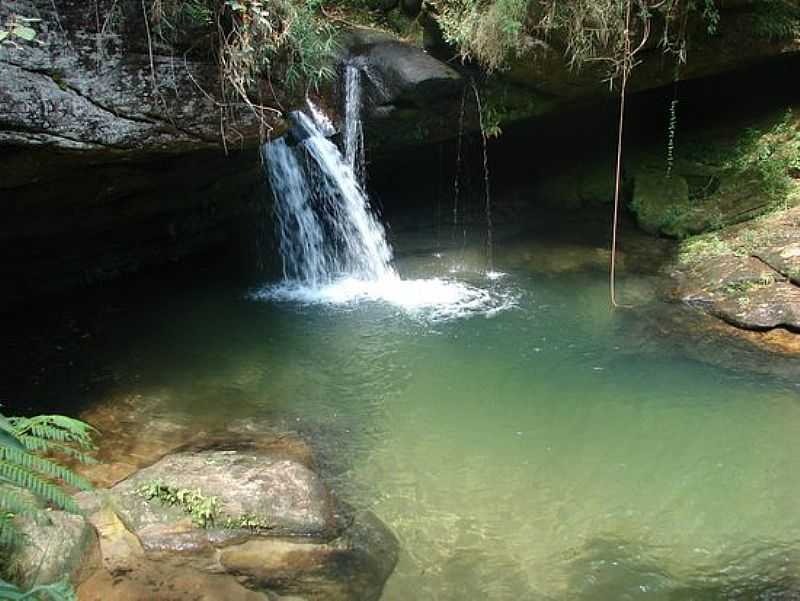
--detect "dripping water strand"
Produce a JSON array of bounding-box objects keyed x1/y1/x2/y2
[
  {"x1": 453, "y1": 87, "x2": 466, "y2": 230},
  {"x1": 344, "y1": 63, "x2": 365, "y2": 186},
  {"x1": 666, "y1": 59, "x2": 681, "y2": 179},
  {"x1": 471, "y1": 79, "x2": 493, "y2": 274}
]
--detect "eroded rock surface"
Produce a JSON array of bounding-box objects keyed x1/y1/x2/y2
[{"x1": 671, "y1": 205, "x2": 800, "y2": 343}]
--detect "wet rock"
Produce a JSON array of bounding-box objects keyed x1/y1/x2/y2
[
  {"x1": 670, "y1": 205, "x2": 800, "y2": 343},
  {"x1": 355, "y1": 41, "x2": 462, "y2": 107},
  {"x1": 11, "y1": 509, "x2": 97, "y2": 588},
  {"x1": 110, "y1": 450, "x2": 340, "y2": 543},
  {"x1": 341, "y1": 30, "x2": 464, "y2": 148},
  {"x1": 75, "y1": 395, "x2": 315, "y2": 488},
  {"x1": 221, "y1": 511, "x2": 399, "y2": 601},
  {"x1": 77, "y1": 447, "x2": 398, "y2": 601},
  {"x1": 677, "y1": 254, "x2": 800, "y2": 331}
]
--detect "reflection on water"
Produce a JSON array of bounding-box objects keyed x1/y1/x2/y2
[{"x1": 8, "y1": 214, "x2": 800, "y2": 600}]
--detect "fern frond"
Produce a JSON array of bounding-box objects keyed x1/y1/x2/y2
[
  {"x1": 1, "y1": 449, "x2": 92, "y2": 492},
  {"x1": 0, "y1": 577, "x2": 77, "y2": 601},
  {"x1": 15, "y1": 436, "x2": 97, "y2": 465},
  {"x1": 0, "y1": 463, "x2": 77, "y2": 513},
  {"x1": 9, "y1": 416, "x2": 96, "y2": 450},
  {"x1": 0, "y1": 415, "x2": 25, "y2": 453}
]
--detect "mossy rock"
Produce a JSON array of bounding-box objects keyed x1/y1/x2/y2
[{"x1": 629, "y1": 170, "x2": 703, "y2": 238}]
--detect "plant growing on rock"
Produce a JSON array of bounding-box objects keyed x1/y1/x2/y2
[
  {"x1": 0, "y1": 14, "x2": 41, "y2": 47},
  {"x1": 144, "y1": 0, "x2": 338, "y2": 133},
  {"x1": 428, "y1": 0, "x2": 722, "y2": 76},
  {"x1": 137, "y1": 481, "x2": 220, "y2": 528}
]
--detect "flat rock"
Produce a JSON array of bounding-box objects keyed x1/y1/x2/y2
[
  {"x1": 755, "y1": 243, "x2": 800, "y2": 285},
  {"x1": 109, "y1": 450, "x2": 340, "y2": 548},
  {"x1": 678, "y1": 254, "x2": 800, "y2": 331}
]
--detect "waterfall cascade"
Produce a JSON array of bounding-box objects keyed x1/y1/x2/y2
[
  {"x1": 253, "y1": 64, "x2": 515, "y2": 320},
  {"x1": 264, "y1": 110, "x2": 396, "y2": 286}
]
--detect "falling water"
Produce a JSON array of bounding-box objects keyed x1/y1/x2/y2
[
  {"x1": 471, "y1": 80, "x2": 494, "y2": 274},
  {"x1": 344, "y1": 63, "x2": 366, "y2": 186},
  {"x1": 263, "y1": 137, "x2": 327, "y2": 284},
  {"x1": 453, "y1": 87, "x2": 466, "y2": 229},
  {"x1": 263, "y1": 110, "x2": 395, "y2": 285},
  {"x1": 255, "y1": 88, "x2": 515, "y2": 319}
]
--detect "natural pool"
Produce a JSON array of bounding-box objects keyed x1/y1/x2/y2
[{"x1": 8, "y1": 211, "x2": 800, "y2": 600}]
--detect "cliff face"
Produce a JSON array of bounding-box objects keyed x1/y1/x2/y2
[
  {"x1": 1, "y1": 0, "x2": 799, "y2": 304},
  {"x1": 0, "y1": 0, "x2": 264, "y2": 152}
]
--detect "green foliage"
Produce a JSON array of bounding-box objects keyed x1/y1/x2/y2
[
  {"x1": 0, "y1": 577, "x2": 76, "y2": 601},
  {"x1": 0, "y1": 414, "x2": 95, "y2": 549},
  {"x1": 751, "y1": 0, "x2": 800, "y2": 41},
  {"x1": 678, "y1": 233, "x2": 730, "y2": 263},
  {"x1": 0, "y1": 14, "x2": 41, "y2": 46},
  {"x1": 137, "y1": 482, "x2": 219, "y2": 528},
  {"x1": 725, "y1": 110, "x2": 798, "y2": 204},
  {"x1": 136, "y1": 482, "x2": 274, "y2": 532},
  {"x1": 478, "y1": 82, "x2": 552, "y2": 137},
  {"x1": 222, "y1": 513, "x2": 274, "y2": 532},
  {"x1": 152, "y1": 0, "x2": 338, "y2": 108},
  {"x1": 430, "y1": 0, "x2": 719, "y2": 75}
]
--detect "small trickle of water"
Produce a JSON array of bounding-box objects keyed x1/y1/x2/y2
[
  {"x1": 344, "y1": 63, "x2": 366, "y2": 186},
  {"x1": 471, "y1": 79, "x2": 494, "y2": 274}
]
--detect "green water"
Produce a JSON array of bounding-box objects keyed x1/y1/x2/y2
[{"x1": 27, "y1": 215, "x2": 800, "y2": 600}]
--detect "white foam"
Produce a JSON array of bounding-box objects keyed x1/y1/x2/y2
[{"x1": 249, "y1": 275, "x2": 517, "y2": 322}]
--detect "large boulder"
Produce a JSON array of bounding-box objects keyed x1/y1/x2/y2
[
  {"x1": 77, "y1": 448, "x2": 398, "y2": 601},
  {"x1": 341, "y1": 29, "x2": 465, "y2": 149}
]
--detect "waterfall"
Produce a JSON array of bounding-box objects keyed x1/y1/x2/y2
[
  {"x1": 343, "y1": 63, "x2": 365, "y2": 186},
  {"x1": 253, "y1": 69, "x2": 515, "y2": 321},
  {"x1": 263, "y1": 110, "x2": 396, "y2": 286}
]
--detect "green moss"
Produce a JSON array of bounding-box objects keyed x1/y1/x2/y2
[
  {"x1": 223, "y1": 514, "x2": 274, "y2": 532},
  {"x1": 678, "y1": 233, "x2": 731, "y2": 264},
  {"x1": 722, "y1": 274, "x2": 776, "y2": 295}
]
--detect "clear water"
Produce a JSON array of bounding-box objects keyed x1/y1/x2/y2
[{"x1": 52, "y1": 213, "x2": 800, "y2": 601}]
